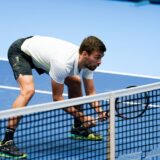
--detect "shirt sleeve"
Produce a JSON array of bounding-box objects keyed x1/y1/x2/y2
[
  {"x1": 49, "y1": 59, "x2": 69, "y2": 84},
  {"x1": 82, "y1": 68, "x2": 93, "y2": 79}
]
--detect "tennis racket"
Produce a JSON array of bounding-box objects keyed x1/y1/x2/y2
[{"x1": 115, "y1": 85, "x2": 150, "y2": 120}]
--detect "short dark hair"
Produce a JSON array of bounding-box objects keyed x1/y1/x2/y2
[{"x1": 79, "y1": 36, "x2": 106, "y2": 55}]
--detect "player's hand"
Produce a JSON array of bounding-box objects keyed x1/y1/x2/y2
[
  {"x1": 80, "y1": 115, "x2": 96, "y2": 128},
  {"x1": 98, "y1": 111, "x2": 109, "y2": 121}
]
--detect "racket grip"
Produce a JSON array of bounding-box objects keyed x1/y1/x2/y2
[{"x1": 95, "y1": 116, "x2": 100, "y2": 123}]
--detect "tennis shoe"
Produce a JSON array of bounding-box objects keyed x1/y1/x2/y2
[
  {"x1": 70, "y1": 126, "x2": 103, "y2": 141},
  {"x1": 0, "y1": 140, "x2": 27, "y2": 159}
]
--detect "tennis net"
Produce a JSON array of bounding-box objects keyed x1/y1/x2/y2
[{"x1": 0, "y1": 82, "x2": 160, "y2": 159}]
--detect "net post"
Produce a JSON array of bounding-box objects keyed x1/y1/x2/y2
[{"x1": 107, "y1": 96, "x2": 116, "y2": 160}]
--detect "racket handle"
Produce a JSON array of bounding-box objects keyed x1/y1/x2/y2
[
  {"x1": 95, "y1": 111, "x2": 109, "y2": 122},
  {"x1": 95, "y1": 116, "x2": 99, "y2": 123}
]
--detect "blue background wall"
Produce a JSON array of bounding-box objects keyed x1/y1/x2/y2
[{"x1": 0, "y1": 0, "x2": 160, "y2": 77}]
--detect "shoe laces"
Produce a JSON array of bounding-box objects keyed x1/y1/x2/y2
[{"x1": 3, "y1": 140, "x2": 20, "y2": 152}]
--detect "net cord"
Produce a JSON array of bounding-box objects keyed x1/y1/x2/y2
[{"x1": 0, "y1": 82, "x2": 160, "y2": 120}]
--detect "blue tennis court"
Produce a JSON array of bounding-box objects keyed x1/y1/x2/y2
[
  {"x1": 1, "y1": 59, "x2": 160, "y2": 110},
  {"x1": 1, "y1": 59, "x2": 160, "y2": 160}
]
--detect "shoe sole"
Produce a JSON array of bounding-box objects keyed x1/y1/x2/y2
[
  {"x1": 70, "y1": 134, "x2": 103, "y2": 141},
  {"x1": 0, "y1": 141, "x2": 27, "y2": 159},
  {"x1": 0, "y1": 152, "x2": 27, "y2": 159}
]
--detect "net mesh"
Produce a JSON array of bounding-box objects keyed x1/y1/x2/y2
[
  {"x1": 0, "y1": 100, "x2": 109, "y2": 160},
  {"x1": 0, "y1": 82, "x2": 160, "y2": 160},
  {"x1": 116, "y1": 88, "x2": 160, "y2": 159}
]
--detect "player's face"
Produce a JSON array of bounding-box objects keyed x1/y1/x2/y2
[{"x1": 84, "y1": 51, "x2": 104, "y2": 71}]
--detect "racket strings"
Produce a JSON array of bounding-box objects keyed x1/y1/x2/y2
[{"x1": 115, "y1": 92, "x2": 150, "y2": 119}]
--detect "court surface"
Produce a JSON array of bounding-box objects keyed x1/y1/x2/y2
[
  {"x1": 1, "y1": 59, "x2": 160, "y2": 110},
  {"x1": 0, "y1": 59, "x2": 160, "y2": 159}
]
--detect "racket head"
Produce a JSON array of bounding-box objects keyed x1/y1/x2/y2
[{"x1": 115, "y1": 85, "x2": 150, "y2": 120}]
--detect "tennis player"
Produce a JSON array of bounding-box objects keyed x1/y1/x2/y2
[{"x1": 0, "y1": 35, "x2": 107, "y2": 159}]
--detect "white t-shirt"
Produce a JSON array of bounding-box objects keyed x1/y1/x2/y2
[{"x1": 21, "y1": 35, "x2": 93, "y2": 84}]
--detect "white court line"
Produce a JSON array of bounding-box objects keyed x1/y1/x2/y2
[
  {"x1": 0, "y1": 85, "x2": 68, "y2": 97},
  {"x1": 118, "y1": 101, "x2": 160, "y2": 108},
  {"x1": 97, "y1": 69, "x2": 160, "y2": 80},
  {"x1": 0, "y1": 58, "x2": 68, "y2": 96},
  {"x1": 0, "y1": 57, "x2": 7, "y2": 61},
  {"x1": 108, "y1": 98, "x2": 160, "y2": 108},
  {"x1": 148, "y1": 104, "x2": 160, "y2": 108},
  {"x1": 1, "y1": 57, "x2": 160, "y2": 80}
]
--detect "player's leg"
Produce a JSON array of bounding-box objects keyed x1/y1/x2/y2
[
  {"x1": 0, "y1": 38, "x2": 34, "y2": 159},
  {"x1": 65, "y1": 76, "x2": 83, "y2": 127},
  {"x1": 6, "y1": 74, "x2": 35, "y2": 139},
  {"x1": 0, "y1": 75, "x2": 35, "y2": 159},
  {"x1": 65, "y1": 76, "x2": 103, "y2": 140}
]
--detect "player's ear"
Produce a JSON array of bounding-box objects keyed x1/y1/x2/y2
[{"x1": 82, "y1": 51, "x2": 89, "y2": 57}]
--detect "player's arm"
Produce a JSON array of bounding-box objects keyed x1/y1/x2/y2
[
  {"x1": 51, "y1": 79, "x2": 95, "y2": 127},
  {"x1": 51, "y1": 79, "x2": 82, "y2": 115},
  {"x1": 83, "y1": 78, "x2": 101, "y2": 112},
  {"x1": 83, "y1": 78, "x2": 107, "y2": 120},
  {"x1": 51, "y1": 79, "x2": 64, "y2": 101}
]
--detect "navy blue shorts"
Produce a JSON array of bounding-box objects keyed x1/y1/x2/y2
[{"x1": 8, "y1": 36, "x2": 45, "y2": 80}]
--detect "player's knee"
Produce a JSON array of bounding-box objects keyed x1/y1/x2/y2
[
  {"x1": 65, "y1": 76, "x2": 82, "y2": 88},
  {"x1": 21, "y1": 87, "x2": 35, "y2": 100},
  {"x1": 72, "y1": 80, "x2": 81, "y2": 89}
]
